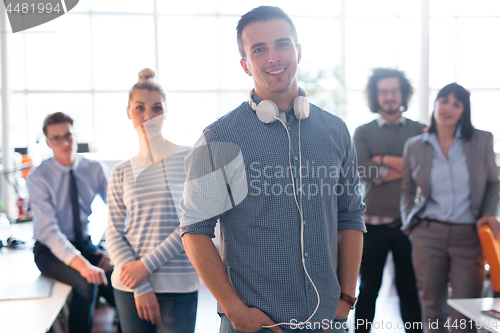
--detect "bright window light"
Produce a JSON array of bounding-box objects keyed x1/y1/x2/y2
[{"x1": 3, "y1": 0, "x2": 500, "y2": 160}]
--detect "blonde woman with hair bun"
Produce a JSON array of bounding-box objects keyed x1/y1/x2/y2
[
  {"x1": 106, "y1": 69, "x2": 199, "y2": 333},
  {"x1": 138, "y1": 68, "x2": 155, "y2": 81}
]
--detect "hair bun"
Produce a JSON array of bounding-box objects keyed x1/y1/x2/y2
[{"x1": 138, "y1": 68, "x2": 155, "y2": 81}]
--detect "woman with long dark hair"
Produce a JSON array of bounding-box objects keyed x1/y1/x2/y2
[{"x1": 401, "y1": 83, "x2": 500, "y2": 332}]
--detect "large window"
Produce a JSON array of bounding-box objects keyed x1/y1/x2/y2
[
  {"x1": 4, "y1": 0, "x2": 500, "y2": 161},
  {"x1": 429, "y1": 0, "x2": 500, "y2": 146}
]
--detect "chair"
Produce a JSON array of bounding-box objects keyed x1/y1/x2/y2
[{"x1": 478, "y1": 224, "x2": 500, "y2": 296}]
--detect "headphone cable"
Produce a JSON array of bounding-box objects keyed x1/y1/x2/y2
[{"x1": 262, "y1": 116, "x2": 321, "y2": 329}]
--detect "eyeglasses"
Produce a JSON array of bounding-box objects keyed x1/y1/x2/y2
[
  {"x1": 378, "y1": 88, "x2": 401, "y2": 97},
  {"x1": 47, "y1": 132, "x2": 73, "y2": 145}
]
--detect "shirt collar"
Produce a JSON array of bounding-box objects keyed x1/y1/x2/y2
[
  {"x1": 50, "y1": 154, "x2": 81, "y2": 173},
  {"x1": 251, "y1": 92, "x2": 292, "y2": 115},
  {"x1": 377, "y1": 115, "x2": 406, "y2": 127},
  {"x1": 422, "y1": 127, "x2": 462, "y2": 143},
  {"x1": 251, "y1": 92, "x2": 263, "y2": 105}
]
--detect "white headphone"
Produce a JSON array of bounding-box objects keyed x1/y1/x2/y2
[
  {"x1": 248, "y1": 88, "x2": 310, "y2": 123},
  {"x1": 248, "y1": 88, "x2": 321, "y2": 329}
]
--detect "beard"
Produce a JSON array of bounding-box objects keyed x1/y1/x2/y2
[
  {"x1": 261, "y1": 62, "x2": 296, "y2": 94},
  {"x1": 380, "y1": 102, "x2": 403, "y2": 115},
  {"x1": 264, "y1": 75, "x2": 294, "y2": 95},
  {"x1": 381, "y1": 108, "x2": 400, "y2": 116}
]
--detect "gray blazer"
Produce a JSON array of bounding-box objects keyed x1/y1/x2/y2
[{"x1": 401, "y1": 129, "x2": 499, "y2": 232}]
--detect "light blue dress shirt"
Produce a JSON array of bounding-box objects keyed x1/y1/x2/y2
[
  {"x1": 27, "y1": 155, "x2": 108, "y2": 264},
  {"x1": 418, "y1": 131, "x2": 475, "y2": 223}
]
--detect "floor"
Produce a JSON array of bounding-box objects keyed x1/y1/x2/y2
[
  {"x1": 91, "y1": 304, "x2": 118, "y2": 333},
  {"x1": 89, "y1": 253, "x2": 406, "y2": 333}
]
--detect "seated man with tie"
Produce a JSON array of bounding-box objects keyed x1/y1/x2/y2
[{"x1": 27, "y1": 112, "x2": 115, "y2": 333}]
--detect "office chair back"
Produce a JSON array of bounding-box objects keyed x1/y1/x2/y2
[{"x1": 478, "y1": 224, "x2": 500, "y2": 293}]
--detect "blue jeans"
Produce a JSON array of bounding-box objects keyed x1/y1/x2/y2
[
  {"x1": 219, "y1": 314, "x2": 348, "y2": 333},
  {"x1": 114, "y1": 289, "x2": 198, "y2": 333},
  {"x1": 33, "y1": 240, "x2": 115, "y2": 333}
]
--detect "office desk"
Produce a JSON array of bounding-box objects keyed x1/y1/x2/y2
[
  {"x1": 448, "y1": 298, "x2": 500, "y2": 333},
  {"x1": 0, "y1": 202, "x2": 108, "y2": 333},
  {"x1": 0, "y1": 222, "x2": 72, "y2": 333}
]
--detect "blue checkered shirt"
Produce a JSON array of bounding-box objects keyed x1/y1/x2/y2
[{"x1": 180, "y1": 101, "x2": 366, "y2": 328}]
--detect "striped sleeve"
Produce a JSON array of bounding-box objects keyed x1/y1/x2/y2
[
  {"x1": 140, "y1": 225, "x2": 184, "y2": 273},
  {"x1": 140, "y1": 152, "x2": 189, "y2": 272},
  {"x1": 106, "y1": 163, "x2": 153, "y2": 296}
]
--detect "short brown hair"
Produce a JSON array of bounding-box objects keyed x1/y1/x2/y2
[
  {"x1": 236, "y1": 6, "x2": 298, "y2": 60},
  {"x1": 42, "y1": 112, "x2": 74, "y2": 137}
]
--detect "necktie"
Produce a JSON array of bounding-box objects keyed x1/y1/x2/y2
[{"x1": 69, "y1": 170, "x2": 84, "y2": 249}]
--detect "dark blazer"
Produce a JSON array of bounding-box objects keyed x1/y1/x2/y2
[{"x1": 401, "y1": 129, "x2": 499, "y2": 232}]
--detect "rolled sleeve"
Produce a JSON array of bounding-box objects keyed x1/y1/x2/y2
[
  {"x1": 337, "y1": 124, "x2": 367, "y2": 232},
  {"x1": 180, "y1": 219, "x2": 218, "y2": 238}
]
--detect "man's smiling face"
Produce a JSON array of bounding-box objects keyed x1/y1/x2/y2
[{"x1": 240, "y1": 18, "x2": 301, "y2": 100}]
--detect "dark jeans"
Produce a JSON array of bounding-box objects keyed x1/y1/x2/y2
[
  {"x1": 33, "y1": 240, "x2": 115, "y2": 333},
  {"x1": 114, "y1": 289, "x2": 198, "y2": 333},
  {"x1": 355, "y1": 224, "x2": 422, "y2": 333}
]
